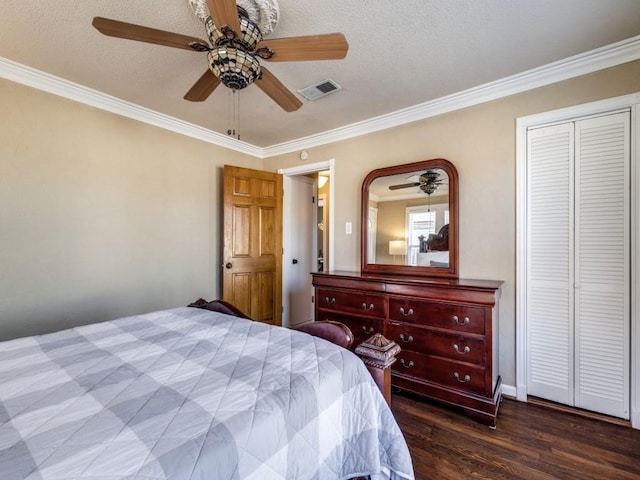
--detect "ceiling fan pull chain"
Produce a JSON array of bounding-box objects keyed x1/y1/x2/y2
[
  {"x1": 227, "y1": 89, "x2": 232, "y2": 137},
  {"x1": 236, "y1": 90, "x2": 241, "y2": 140},
  {"x1": 226, "y1": 89, "x2": 241, "y2": 140}
]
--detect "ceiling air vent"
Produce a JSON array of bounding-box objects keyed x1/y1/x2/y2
[{"x1": 298, "y1": 79, "x2": 342, "y2": 101}]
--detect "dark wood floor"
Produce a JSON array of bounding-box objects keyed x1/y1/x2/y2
[{"x1": 391, "y1": 392, "x2": 640, "y2": 480}]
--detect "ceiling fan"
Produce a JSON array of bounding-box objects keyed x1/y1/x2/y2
[
  {"x1": 92, "y1": 0, "x2": 348, "y2": 112},
  {"x1": 389, "y1": 170, "x2": 446, "y2": 195}
]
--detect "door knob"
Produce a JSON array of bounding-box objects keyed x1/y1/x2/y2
[
  {"x1": 224, "y1": 262, "x2": 233, "y2": 269},
  {"x1": 292, "y1": 259, "x2": 298, "y2": 264}
]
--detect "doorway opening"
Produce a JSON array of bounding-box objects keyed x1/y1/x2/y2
[{"x1": 279, "y1": 160, "x2": 335, "y2": 328}]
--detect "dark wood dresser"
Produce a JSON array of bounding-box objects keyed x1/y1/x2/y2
[{"x1": 312, "y1": 270, "x2": 503, "y2": 427}]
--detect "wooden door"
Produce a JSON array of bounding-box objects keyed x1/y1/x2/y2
[{"x1": 223, "y1": 165, "x2": 282, "y2": 325}]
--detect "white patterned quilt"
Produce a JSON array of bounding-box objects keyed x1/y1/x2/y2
[{"x1": 0, "y1": 307, "x2": 414, "y2": 479}]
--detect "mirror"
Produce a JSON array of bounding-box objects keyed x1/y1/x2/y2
[{"x1": 361, "y1": 158, "x2": 458, "y2": 278}]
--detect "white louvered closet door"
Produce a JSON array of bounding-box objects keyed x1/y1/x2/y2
[
  {"x1": 527, "y1": 123, "x2": 575, "y2": 406},
  {"x1": 574, "y1": 113, "x2": 630, "y2": 418},
  {"x1": 527, "y1": 112, "x2": 630, "y2": 419}
]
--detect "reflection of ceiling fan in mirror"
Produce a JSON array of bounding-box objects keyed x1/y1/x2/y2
[
  {"x1": 92, "y1": 0, "x2": 348, "y2": 112},
  {"x1": 388, "y1": 170, "x2": 446, "y2": 195}
]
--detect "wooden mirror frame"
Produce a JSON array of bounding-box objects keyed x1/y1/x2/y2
[{"x1": 361, "y1": 158, "x2": 459, "y2": 278}]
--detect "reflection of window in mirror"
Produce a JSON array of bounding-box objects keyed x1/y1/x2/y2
[
  {"x1": 406, "y1": 202, "x2": 450, "y2": 267},
  {"x1": 406, "y1": 206, "x2": 436, "y2": 265}
]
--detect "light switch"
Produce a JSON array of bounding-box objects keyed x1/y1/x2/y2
[{"x1": 345, "y1": 222, "x2": 352, "y2": 234}]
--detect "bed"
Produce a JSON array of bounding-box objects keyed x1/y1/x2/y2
[
  {"x1": 0, "y1": 302, "x2": 414, "y2": 479},
  {"x1": 415, "y1": 250, "x2": 449, "y2": 267}
]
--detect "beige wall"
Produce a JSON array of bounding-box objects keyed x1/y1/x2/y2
[
  {"x1": 3, "y1": 60, "x2": 640, "y2": 384},
  {"x1": 264, "y1": 60, "x2": 640, "y2": 387},
  {"x1": 0, "y1": 78, "x2": 258, "y2": 340}
]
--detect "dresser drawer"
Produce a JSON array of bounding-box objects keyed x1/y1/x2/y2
[
  {"x1": 389, "y1": 297, "x2": 486, "y2": 334},
  {"x1": 317, "y1": 288, "x2": 387, "y2": 318},
  {"x1": 393, "y1": 350, "x2": 488, "y2": 395},
  {"x1": 387, "y1": 321, "x2": 486, "y2": 365},
  {"x1": 314, "y1": 311, "x2": 384, "y2": 348}
]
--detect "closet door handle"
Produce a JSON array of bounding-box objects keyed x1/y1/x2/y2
[{"x1": 399, "y1": 307, "x2": 414, "y2": 316}]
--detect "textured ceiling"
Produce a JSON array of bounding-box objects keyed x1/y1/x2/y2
[{"x1": 2, "y1": 0, "x2": 640, "y2": 148}]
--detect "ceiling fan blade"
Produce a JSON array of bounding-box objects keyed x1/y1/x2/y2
[
  {"x1": 389, "y1": 182, "x2": 420, "y2": 190},
  {"x1": 92, "y1": 17, "x2": 209, "y2": 51},
  {"x1": 255, "y1": 67, "x2": 303, "y2": 112},
  {"x1": 256, "y1": 33, "x2": 348, "y2": 62},
  {"x1": 184, "y1": 70, "x2": 221, "y2": 102},
  {"x1": 206, "y1": 0, "x2": 241, "y2": 34}
]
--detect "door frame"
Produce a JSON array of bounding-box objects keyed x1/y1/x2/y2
[
  {"x1": 515, "y1": 92, "x2": 640, "y2": 428},
  {"x1": 278, "y1": 159, "x2": 335, "y2": 327}
]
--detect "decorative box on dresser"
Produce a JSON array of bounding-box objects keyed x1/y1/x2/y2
[{"x1": 312, "y1": 271, "x2": 503, "y2": 427}]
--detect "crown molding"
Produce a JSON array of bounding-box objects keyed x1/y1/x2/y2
[
  {"x1": 263, "y1": 34, "x2": 640, "y2": 157},
  {"x1": 0, "y1": 57, "x2": 262, "y2": 158},
  {"x1": 2, "y1": 34, "x2": 640, "y2": 159}
]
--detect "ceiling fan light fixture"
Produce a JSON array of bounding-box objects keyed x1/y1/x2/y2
[
  {"x1": 93, "y1": 1, "x2": 345, "y2": 112},
  {"x1": 205, "y1": 14, "x2": 263, "y2": 51},
  {"x1": 208, "y1": 47, "x2": 261, "y2": 90},
  {"x1": 419, "y1": 170, "x2": 442, "y2": 195}
]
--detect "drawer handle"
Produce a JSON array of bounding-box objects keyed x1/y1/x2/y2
[
  {"x1": 362, "y1": 326, "x2": 375, "y2": 335},
  {"x1": 453, "y1": 344, "x2": 470, "y2": 354},
  {"x1": 399, "y1": 307, "x2": 414, "y2": 316},
  {"x1": 399, "y1": 359, "x2": 414, "y2": 368},
  {"x1": 452, "y1": 315, "x2": 470, "y2": 326},
  {"x1": 454, "y1": 372, "x2": 471, "y2": 383},
  {"x1": 361, "y1": 303, "x2": 375, "y2": 310},
  {"x1": 325, "y1": 297, "x2": 336, "y2": 305},
  {"x1": 399, "y1": 334, "x2": 414, "y2": 343}
]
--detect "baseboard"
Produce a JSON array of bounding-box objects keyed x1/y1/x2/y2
[
  {"x1": 528, "y1": 397, "x2": 631, "y2": 427},
  {"x1": 501, "y1": 383, "x2": 517, "y2": 399}
]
